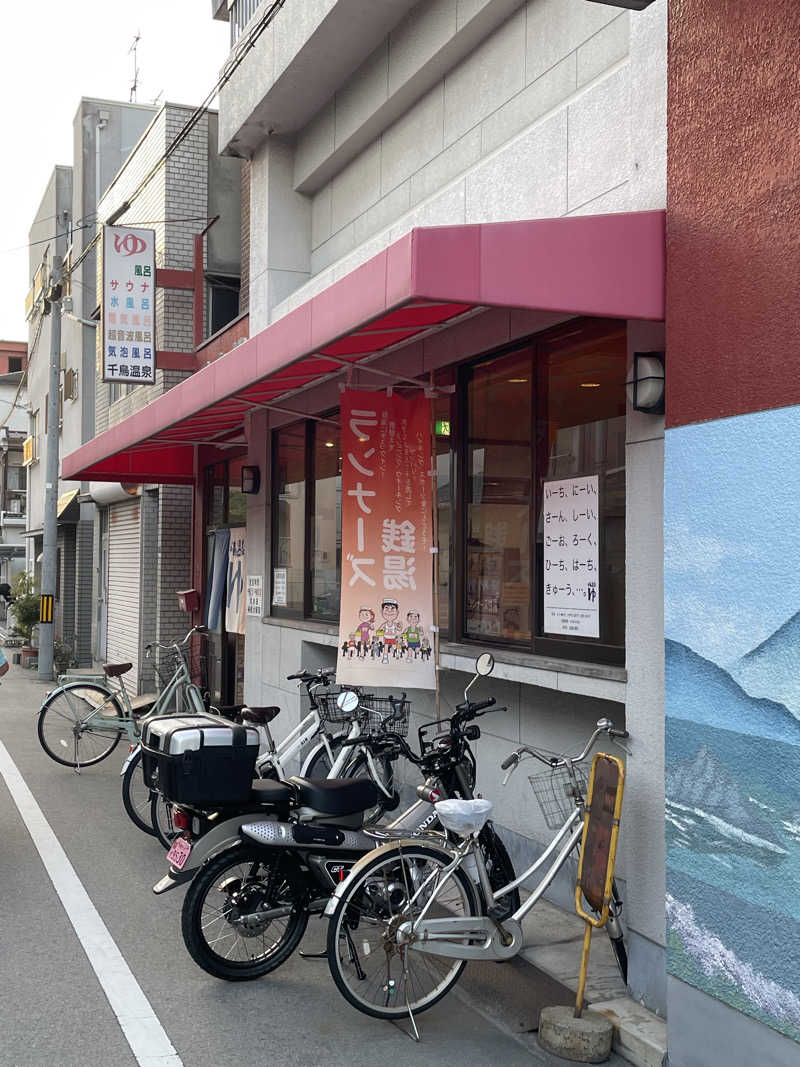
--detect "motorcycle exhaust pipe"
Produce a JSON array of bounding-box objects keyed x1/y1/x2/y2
[{"x1": 241, "y1": 819, "x2": 375, "y2": 851}]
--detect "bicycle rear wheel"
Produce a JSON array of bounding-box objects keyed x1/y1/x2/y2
[
  {"x1": 151, "y1": 792, "x2": 178, "y2": 849},
  {"x1": 121, "y1": 748, "x2": 156, "y2": 835},
  {"x1": 38, "y1": 684, "x2": 124, "y2": 768},
  {"x1": 327, "y1": 844, "x2": 479, "y2": 1020}
]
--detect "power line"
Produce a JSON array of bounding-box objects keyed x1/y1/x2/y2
[{"x1": 67, "y1": 0, "x2": 287, "y2": 282}]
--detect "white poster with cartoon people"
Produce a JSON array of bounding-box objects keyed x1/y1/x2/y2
[{"x1": 337, "y1": 391, "x2": 436, "y2": 690}]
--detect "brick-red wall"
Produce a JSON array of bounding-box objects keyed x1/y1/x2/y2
[
  {"x1": 667, "y1": 0, "x2": 800, "y2": 429},
  {"x1": 0, "y1": 341, "x2": 27, "y2": 374}
]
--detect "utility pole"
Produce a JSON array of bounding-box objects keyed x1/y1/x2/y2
[{"x1": 38, "y1": 255, "x2": 63, "y2": 681}]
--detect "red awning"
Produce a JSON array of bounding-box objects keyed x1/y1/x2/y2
[{"x1": 63, "y1": 211, "x2": 664, "y2": 484}]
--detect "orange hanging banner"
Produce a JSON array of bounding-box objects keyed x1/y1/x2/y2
[{"x1": 337, "y1": 390, "x2": 436, "y2": 690}]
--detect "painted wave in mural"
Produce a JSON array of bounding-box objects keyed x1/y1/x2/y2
[
  {"x1": 667, "y1": 892, "x2": 800, "y2": 1040},
  {"x1": 666, "y1": 639, "x2": 800, "y2": 1040},
  {"x1": 731, "y1": 609, "x2": 800, "y2": 720}
]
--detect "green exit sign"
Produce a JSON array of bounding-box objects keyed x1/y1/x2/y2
[{"x1": 435, "y1": 419, "x2": 451, "y2": 436}]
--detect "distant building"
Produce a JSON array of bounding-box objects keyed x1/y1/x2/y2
[
  {"x1": 0, "y1": 353, "x2": 28, "y2": 603},
  {"x1": 24, "y1": 101, "x2": 158, "y2": 662}
]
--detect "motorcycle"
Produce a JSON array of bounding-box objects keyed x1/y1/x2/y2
[{"x1": 156, "y1": 653, "x2": 520, "y2": 983}]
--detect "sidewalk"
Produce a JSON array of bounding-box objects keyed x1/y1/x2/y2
[{"x1": 0, "y1": 660, "x2": 663, "y2": 1066}]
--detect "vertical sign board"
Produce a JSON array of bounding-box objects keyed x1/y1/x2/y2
[
  {"x1": 246, "y1": 575, "x2": 263, "y2": 617},
  {"x1": 337, "y1": 391, "x2": 436, "y2": 690},
  {"x1": 102, "y1": 225, "x2": 156, "y2": 385},
  {"x1": 543, "y1": 475, "x2": 600, "y2": 638},
  {"x1": 225, "y1": 528, "x2": 247, "y2": 635}
]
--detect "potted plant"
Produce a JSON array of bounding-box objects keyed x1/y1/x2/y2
[{"x1": 11, "y1": 572, "x2": 40, "y2": 662}]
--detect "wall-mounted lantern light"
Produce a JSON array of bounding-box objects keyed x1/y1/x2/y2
[
  {"x1": 241, "y1": 465, "x2": 261, "y2": 494},
  {"x1": 627, "y1": 352, "x2": 665, "y2": 414}
]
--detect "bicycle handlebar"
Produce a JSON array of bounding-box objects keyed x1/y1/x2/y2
[
  {"x1": 145, "y1": 625, "x2": 208, "y2": 658},
  {"x1": 501, "y1": 719, "x2": 629, "y2": 779}
]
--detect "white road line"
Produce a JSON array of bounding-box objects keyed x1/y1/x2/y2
[{"x1": 0, "y1": 740, "x2": 183, "y2": 1067}]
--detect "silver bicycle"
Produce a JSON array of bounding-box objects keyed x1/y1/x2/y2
[{"x1": 324, "y1": 717, "x2": 629, "y2": 1024}]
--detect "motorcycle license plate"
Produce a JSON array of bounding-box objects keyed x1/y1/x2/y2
[{"x1": 166, "y1": 837, "x2": 192, "y2": 870}]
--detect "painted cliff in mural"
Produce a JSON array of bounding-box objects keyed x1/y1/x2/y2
[{"x1": 665, "y1": 406, "x2": 800, "y2": 1043}]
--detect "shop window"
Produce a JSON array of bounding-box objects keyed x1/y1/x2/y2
[
  {"x1": 534, "y1": 322, "x2": 626, "y2": 657},
  {"x1": 272, "y1": 423, "x2": 306, "y2": 615},
  {"x1": 311, "y1": 423, "x2": 341, "y2": 620},
  {"x1": 270, "y1": 419, "x2": 341, "y2": 621},
  {"x1": 202, "y1": 455, "x2": 249, "y2": 704},
  {"x1": 465, "y1": 349, "x2": 532, "y2": 643},
  {"x1": 455, "y1": 318, "x2": 626, "y2": 664},
  {"x1": 263, "y1": 317, "x2": 625, "y2": 665}
]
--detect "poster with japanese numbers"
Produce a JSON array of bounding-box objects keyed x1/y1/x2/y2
[
  {"x1": 542, "y1": 475, "x2": 599, "y2": 638},
  {"x1": 337, "y1": 390, "x2": 436, "y2": 690},
  {"x1": 225, "y1": 528, "x2": 247, "y2": 635},
  {"x1": 102, "y1": 225, "x2": 156, "y2": 384}
]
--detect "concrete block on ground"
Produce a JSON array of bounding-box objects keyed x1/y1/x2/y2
[{"x1": 539, "y1": 1005, "x2": 613, "y2": 1063}]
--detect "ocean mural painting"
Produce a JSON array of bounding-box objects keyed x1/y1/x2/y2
[{"x1": 665, "y1": 405, "x2": 800, "y2": 1043}]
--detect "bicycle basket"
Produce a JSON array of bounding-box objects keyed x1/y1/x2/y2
[
  {"x1": 528, "y1": 764, "x2": 587, "y2": 831},
  {"x1": 360, "y1": 696, "x2": 410, "y2": 738},
  {"x1": 154, "y1": 646, "x2": 187, "y2": 690},
  {"x1": 153, "y1": 636, "x2": 208, "y2": 695},
  {"x1": 316, "y1": 688, "x2": 368, "y2": 725}
]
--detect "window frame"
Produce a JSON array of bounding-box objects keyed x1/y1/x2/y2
[
  {"x1": 270, "y1": 417, "x2": 341, "y2": 623},
  {"x1": 450, "y1": 320, "x2": 625, "y2": 666},
  {"x1": 265, "y1": 318, "x2": 626, "y2": 667}
]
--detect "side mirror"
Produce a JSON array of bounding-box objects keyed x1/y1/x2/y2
[
  {"x1": 337, "y1": 690, "x2": 359, "y2": 714},
  {"x1": 476, "y1": 652, "x2": 495, "y2": 676}
]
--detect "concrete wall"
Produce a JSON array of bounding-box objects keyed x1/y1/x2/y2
[
  {"x1": 218, "y1": 0, "x2": 668, "y2": 1014},
  {"x1": 242, "y1": 0, "x2": 666, "y2": 333},
  {"x1": 26, "y1": 165, "x2": 73, "y2": 542}
]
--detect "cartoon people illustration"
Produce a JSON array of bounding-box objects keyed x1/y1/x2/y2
[
  {"x1": 355, "y1": 607, "x2": 375, "y2": 654},
  {"x1": 403, "y1": 610, "x2": 425, "y2": 659},
  {"x1": 376, "y1": 597, "x2": 401, "y2": 662}
]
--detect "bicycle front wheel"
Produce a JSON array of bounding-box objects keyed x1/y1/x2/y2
[
  {"x1": 327, "y1": 844, "x2": 479, "y2": 1020},
  {"x1": 38, "y1": 684, "x2": 124, "y2": 768},
  {"x1": 122, "y1": 748, "x2": 156, "y2": 835}
]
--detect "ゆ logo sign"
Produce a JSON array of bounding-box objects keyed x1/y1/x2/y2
[{"x1": 113, "y1": 232, "x2": 147, "y2": 257}]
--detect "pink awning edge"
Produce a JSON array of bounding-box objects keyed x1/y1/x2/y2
[{"x1": 63, "y1": 211, "x2": 665, "y2": 484}]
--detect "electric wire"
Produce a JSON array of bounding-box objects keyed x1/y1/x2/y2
[{"x1": 66, "y1": 0, "x2": 287, "y2": 282}]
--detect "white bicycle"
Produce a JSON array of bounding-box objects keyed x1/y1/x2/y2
[{"x1": 325, "y1": 717, "x2": 629, "y2": 1025}]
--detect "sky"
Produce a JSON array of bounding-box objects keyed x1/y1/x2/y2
[
  {"x1": 664, "y1": 405, "x2": 800, "y2": 667},
  {"x1": 0, "y1": 1, "x2": 230, "y2": 342}
]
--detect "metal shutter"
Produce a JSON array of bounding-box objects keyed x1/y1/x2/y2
[{"x1": 107, "y1": 500, "x2": 142, "y2": 690}]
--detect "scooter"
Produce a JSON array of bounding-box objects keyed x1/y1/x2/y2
[{"x1": 156, "y1": 654, "x2": 521, "y2": 983}]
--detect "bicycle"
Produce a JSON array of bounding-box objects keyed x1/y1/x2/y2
[
  {"x1": 149, "y1": 667, "x2": 398, "y2": 848},
  {"x1": 324, "y1": 715, "x2": 629, "y2": 1026},
  {"x1": 36, "y1": 625, "x2": 211, "y2": 835}
]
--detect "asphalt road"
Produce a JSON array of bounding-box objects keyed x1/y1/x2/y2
[{"x1": 0, "y1": 663, "x2": 623, "y2": 1067}]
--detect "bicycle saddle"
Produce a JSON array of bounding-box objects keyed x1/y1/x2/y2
[
  {"x1": 240, "y1": 705, "x2": 281, "y2": 726},
  {"x1": 104, "y1": 662, "x2": 133, "y2": 677},
  {"x1": 288, "y1": 777, "x2": 378, "y2": 816}
]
